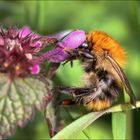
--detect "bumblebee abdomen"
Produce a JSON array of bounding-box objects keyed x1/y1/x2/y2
[
  {"x1": 82, "y1": 67, "x2": 121, "y2": 111},
  {"x1": 86, "y1": 99, "x2": 111, "y2": 111}
]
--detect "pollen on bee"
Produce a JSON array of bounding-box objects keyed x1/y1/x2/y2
[{"x1": 86, "y1": 99, "x2": 111, "y2": 111}]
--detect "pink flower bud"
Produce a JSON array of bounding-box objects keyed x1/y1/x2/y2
[
  {"x1": 33, "y1": 41, "x2": 42, "y2": 48},
  {"x1": 30, "y1": 64, "x2": 40, "y2": 74}
]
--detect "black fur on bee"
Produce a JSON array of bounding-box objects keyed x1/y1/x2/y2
[{"x1": 57, "y1": 58, "x2": 121, "y2": 107}]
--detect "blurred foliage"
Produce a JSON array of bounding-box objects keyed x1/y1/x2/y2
[{"x1": 0, "y1": 0, "x2": 139, "y2": 139}]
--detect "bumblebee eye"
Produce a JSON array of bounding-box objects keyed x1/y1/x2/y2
[{"x1": 79, "y1": 41, "x2": 88, "y2": 49}]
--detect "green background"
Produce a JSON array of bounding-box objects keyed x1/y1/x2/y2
[{"x1": 0, "y1": 0, "x2": 139, "y2": 139}]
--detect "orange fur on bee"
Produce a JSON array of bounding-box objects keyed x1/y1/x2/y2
[
  {"x1": 87, "y1": 31, "x2": 126, "y2": 67},
  {"x1": 87, "y1": 100, "x2": 111, "y2": 111}
]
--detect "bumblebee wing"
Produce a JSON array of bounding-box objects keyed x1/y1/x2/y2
[{"x1": 105, "y1": 53, "x2": 136, "y2": 106}]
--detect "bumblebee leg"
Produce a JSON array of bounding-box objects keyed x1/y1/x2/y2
[
  {"x1": 62, "y1": 49, "x2": 95, "y2": 67},
  {"x1": 59, "y1": 99, "x2": 76, "y2": 106},
  {"x1": 79, "y1": 50, "x2": 94, "y2": 59},
  {"x1": 62, "y1": 58, "x2": 74, "y2": 67},
  {"x1": 56, "y1": 86, "x2": 97, "y2": 105},
  {"x1": 56, "y1": 86, "x2": 95, "y2": 96},
  {"x1": 62, "y1": 49, "x2": 78, "y2": 66}
]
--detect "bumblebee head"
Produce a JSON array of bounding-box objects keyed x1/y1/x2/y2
[{"x1": 78, "y1": 41, "x2": 88, "y2": 49}]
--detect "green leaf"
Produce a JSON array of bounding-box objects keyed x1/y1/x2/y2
[
  {"x1": 112, "y1": 90, "x2": 127, "y2": 140},
  {"x1": 0, "y1": 75, "x2": 49, "y2": 139},
  {"x1": 51, "y1": 110, "x2": 107, "y2": 140},
  {"x1": 52, "y1": 101, "x2": 140, "y2": 140},
  {"x1": 112, "y1": 112, "x2": 126, "y2": 139}
]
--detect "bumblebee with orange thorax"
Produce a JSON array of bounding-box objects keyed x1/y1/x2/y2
[{"x1": 58, "y1": 31, "x2": 136, "y2": 111}]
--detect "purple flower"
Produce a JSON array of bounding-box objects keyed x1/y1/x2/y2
[
  {"x1": 50, "y1": 30, "x2": 72, "y2": 40},
  {"x1": 32, "y1": 41, "x2": 42, "y2": 48},
  {"x1": 40, "y1": 47, "x2": 68, "y2": 63},
  {"x1": 38, "y1": 30, "x2": 86, "y2": 63},
  {"x1": 58, "y1": 30, "x2": 86, "y2": 49},
  {"x1": 0, "y1": 26, "x2": 86, "y2": 78},
  {"x1": 0, "y1": 36, "x2": 4, "y2": 46},
  {"x1": 0, "y1": 26, "x2": 57, "y2": 78},
  {"x1": 19, "y1": 26, "x2": 31, "y2": 38},
  {"x1": 19, "y1": 26, "x2": 44, "y2": 48}
]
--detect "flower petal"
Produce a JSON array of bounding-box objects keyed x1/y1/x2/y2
[
  {"x1": 32, "y1": 41, "x2": 42, "y2": 48},
  {"x1": 0, "y1": 36, "x2": 4, "y2": 46},
  {"x1": 58, "y1": 30, "x2": 86, "y2": 49},
  {"x1": 40, "y1": 47, "x2": 68, "y2": 63},
  {"x1": 19, "y1": 26, "x2": 31, "y2": 38},
  {"x1": 36, "y1": 30, "x2": 86, "y2": 63},
  {"x1": 51, "y1": 30, "x2": 72, "y2": 40}
]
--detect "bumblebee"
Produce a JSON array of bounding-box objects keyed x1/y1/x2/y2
[{"x1": 57, "y1": 31, "x2": 136, "y2": 111}]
